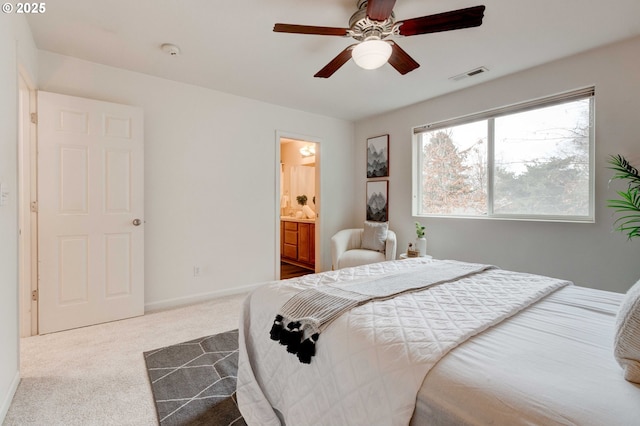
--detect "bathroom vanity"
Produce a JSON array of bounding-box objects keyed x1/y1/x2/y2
[{"x1": 280, "y1": 217, "x2": 315, "y2": 271}]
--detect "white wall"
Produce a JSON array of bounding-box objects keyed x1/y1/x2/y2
[
  {"x1": 0, "y1": 13, "x2": 37, "y2": 422},
  {"x1": 37, "y1": 51, "x2": 355, "y2": 309},
  {"x1": 355, "y1": 36, "x2": 640, "y2": 293}
]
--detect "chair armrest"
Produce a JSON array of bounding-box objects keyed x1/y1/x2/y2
[
  {"x1": 385, "y1": 230, "x2": 397, "y2": 261},
  {"x1": 331, "y1": 229, "x2": 362, "y2": 269}
]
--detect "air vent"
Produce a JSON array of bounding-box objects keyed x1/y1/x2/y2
[{"x1": 449, "y1": 66, "x2": 489, "y2": 82}]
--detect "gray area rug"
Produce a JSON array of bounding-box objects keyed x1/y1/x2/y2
[{"x1": 144, "y1": 329, "x2": 247, "y2": 426}]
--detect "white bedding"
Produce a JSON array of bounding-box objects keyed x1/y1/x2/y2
[
  {"x1": 237, "y1": 258, "x2": 572, "y2": 425},
  {"x1": 413, "y1": 285, "x2": 640, "y2": 426}
]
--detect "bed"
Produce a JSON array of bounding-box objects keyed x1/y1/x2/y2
[{"x1": 236, "y1": 257, "x2": 640, "y2": 425}]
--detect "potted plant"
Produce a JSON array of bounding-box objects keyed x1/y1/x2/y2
[
  {"x1": 415, "y1": 222, "x2": 427, "y2": 256},
  {"x1": 294, "y1": 195, "x2": 308, "y2": 218},
  {"x1": 607, "y1": 154, "x2": 640, "y2": 239}
]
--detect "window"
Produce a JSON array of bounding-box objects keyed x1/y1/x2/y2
[{"x1": 413, "y1": 88, "x2": 594, "y2": 221}]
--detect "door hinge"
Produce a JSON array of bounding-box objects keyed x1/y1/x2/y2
[
  {"x1": 30, "y1": 112, "x2": 38, "y2": 124},
  {"x1": 30, "y1": 200, "x2": 38, "y2": 213},
  {"x1": 31, "y1": 289, "x2": 38, "y2": 301}
]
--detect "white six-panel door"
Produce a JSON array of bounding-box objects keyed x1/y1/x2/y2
[{"x1": 37, "y1": 91, "x2": 144, "y2": 334}]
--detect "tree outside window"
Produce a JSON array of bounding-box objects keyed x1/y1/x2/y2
[{"x1": 415, "y1": 90, "x2": 593, "y2": 221}]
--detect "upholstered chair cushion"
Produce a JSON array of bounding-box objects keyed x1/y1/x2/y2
[{"x1": 338, "y1": 249, "x2": 386, "y2": 269}]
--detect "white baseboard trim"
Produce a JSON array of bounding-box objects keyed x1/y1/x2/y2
[
  {"x1": 144, "y1": 282, "x2": 263, "y2": 313},
  {"x1": 0, "y1": 371, "x2": 20, "y2": 423}
]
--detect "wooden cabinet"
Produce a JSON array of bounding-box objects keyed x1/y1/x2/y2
[
  {"x1": 280, "y1": 220, "x2": 315, "y2": 270},
  {"x1": 282, "y1": 221, "x2": 298, "y2": 261}
]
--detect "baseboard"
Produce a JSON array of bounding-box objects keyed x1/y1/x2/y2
[
  {"x1": 144, "y1": 282, "x2": 262, "y2": 313},
  {"x1": 0, "y1": 371, "x2": 20, "y2": 423}
]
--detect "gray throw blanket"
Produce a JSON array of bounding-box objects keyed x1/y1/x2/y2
[{"x1": 269, "y1": 260, "x2": 495, "y2": 363}]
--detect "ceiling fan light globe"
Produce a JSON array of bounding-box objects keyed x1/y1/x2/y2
[{"x1": 352, "y1": 40, "x2": 392, "y2": 70}]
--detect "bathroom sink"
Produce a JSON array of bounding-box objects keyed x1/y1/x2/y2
[{"x1": 280, "y1": 215, "x2": 315, "y2": 221}]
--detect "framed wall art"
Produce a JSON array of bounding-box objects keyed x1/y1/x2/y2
[
  {"x1": 366, "y1": 134, "x2": 389, "y2": 178},
  {"x1": 366, "y1": 180, "x2": 388, "y2": 222}
]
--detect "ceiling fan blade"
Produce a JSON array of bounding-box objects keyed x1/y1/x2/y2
[
  {"x1": 314, "y1": 45, "x2": 356, "y2": 78},
  {"x1": 273, "y1": 23, "x2": 349, "y2": 36},
  {"x1": 366, "y1": 0, "x2": 397, "y2": 22},
  {"x1": 397, "y1": 5, "x2": 486, "y2": 37},
  {"x1": 387, "y1": 41, "x2": 420, "y2": 75}
]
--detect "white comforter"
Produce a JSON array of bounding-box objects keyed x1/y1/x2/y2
[
  {"x1": 237, "y1": 258, "x2": 570, "y2": 426},
  {"x1": 412, "y1": 285, "x2": 640, "y2": 425}
]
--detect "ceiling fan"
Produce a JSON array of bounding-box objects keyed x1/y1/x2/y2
[{"x1": 274, "y1": 0, "x2": 486, "y2": 78}]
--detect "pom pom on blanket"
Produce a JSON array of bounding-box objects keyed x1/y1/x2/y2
[
  {"x1": 269, "y1": 315, "x2": 283, "y2": 341},
  {"x1": 297, "y1": 333, "x2": 319, "y2": 364},
  {"x1": 279, "y1": 321, "x2": 301, "y2": 347},
  {"x1": 286, "y1": 323, "x2": 303, "y2": 354}
]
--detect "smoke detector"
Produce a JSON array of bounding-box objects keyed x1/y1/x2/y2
[{"x1": 161, "y1": 43, "x2": 181, "y2": 57}]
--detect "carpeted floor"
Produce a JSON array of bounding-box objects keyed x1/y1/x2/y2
[
  {"x1": 144, "y1": 330, "x2": 246, "y2": 426},
  {"x1": 4, "y1": 293, "x2": 247, "y2": 425}
]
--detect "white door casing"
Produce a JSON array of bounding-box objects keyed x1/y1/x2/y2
[
  {"x1": 18, "y1": 73, "x2": 37, "y2": 337},
  {"x1": 37, "y1": 91, "x2": 144, "y2": 334}
]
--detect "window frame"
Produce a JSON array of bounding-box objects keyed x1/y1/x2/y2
[{"x1": 412, "y1": 87, "x2": 595, "y2": 223}]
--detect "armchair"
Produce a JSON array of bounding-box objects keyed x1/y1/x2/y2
[{"x1": 331, "y1": 226, "x2": 397, "y2": 270}]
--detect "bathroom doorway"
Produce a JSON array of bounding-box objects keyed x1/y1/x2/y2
[{"x1": 277, "y1": 135, "x2": 320, "y2": 280}]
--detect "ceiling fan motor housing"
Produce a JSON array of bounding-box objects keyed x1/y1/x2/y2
[{"x1": 349, "y1": 0, "x2": 396, "y2": 42}]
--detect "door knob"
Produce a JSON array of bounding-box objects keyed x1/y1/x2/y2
[{"x1": 132, "y1": 218, "x2": 142, "y2": 226}]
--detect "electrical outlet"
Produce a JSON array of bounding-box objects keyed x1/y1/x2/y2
[{"x1": 193, "y1": 266, "x2": 200, "y2": 277}]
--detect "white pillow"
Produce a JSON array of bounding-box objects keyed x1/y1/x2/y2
[
  {"x1": 614, "y1": 278, "x2": 640, "y2": 383},
  {"x1": 361, "y1": 221, "x2": 388, "y2": 253}
]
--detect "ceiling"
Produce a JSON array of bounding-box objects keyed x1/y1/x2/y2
[{"x1": 26, "y1": 0, "x2": 640, "y2": 122}]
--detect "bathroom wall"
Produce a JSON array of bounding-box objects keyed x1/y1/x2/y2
[{"x1": 281, "y1": 140, "x2": 316, "y2": 217}]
